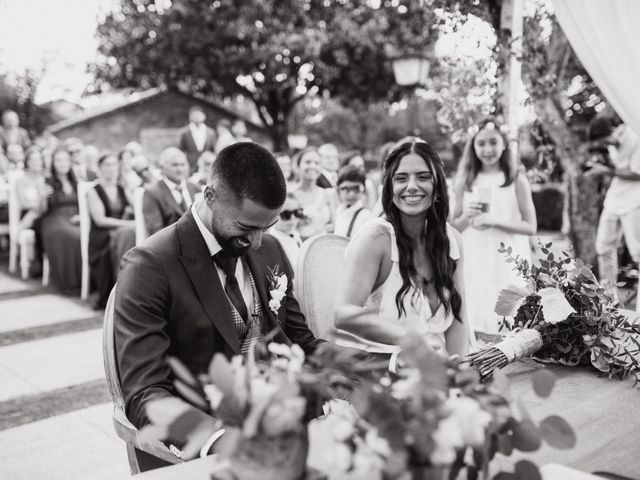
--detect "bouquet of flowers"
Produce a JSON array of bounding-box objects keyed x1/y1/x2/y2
[
  {"x1": 466, "y1": 242, "x2": 640, "y2": 382},
  {"x1": 318, "y1": 334, "x2": 575, "y2": 480},
  {"x1": 140, "y1": 339, "x2": 386, "y2": 480}
]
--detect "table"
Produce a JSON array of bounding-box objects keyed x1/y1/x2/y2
[
  {"x1": 136, "y1": 362, "x2": 640, "y2": 479},
  {"x1": 501, "y1": 361, "x2": 640, "y2": 478}
]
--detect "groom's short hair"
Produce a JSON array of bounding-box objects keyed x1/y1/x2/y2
[{"x1": 210, "y1": 142, "x2": 286, "y2": 209}]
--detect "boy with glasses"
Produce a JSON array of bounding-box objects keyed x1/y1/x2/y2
[{"x1": 333, "y1": 166, "x2": 373, "y2": 238}]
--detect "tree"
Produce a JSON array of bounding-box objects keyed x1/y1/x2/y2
[
  {"x1": 447, "y1": 1, "x2": 608, "y2": 265},
  {"x1": 0, "y1": 69, "x2": 53, "y2": 137},
  {"x1": 91, "y1": 0, "x2": 448, "y2": 150}
]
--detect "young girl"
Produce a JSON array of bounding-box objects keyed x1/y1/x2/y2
[{"x1": 451, "y1": 117, "x2": 537, "y2": 335}]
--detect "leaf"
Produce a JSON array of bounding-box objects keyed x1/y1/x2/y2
[
  {"x1": 495, "y1": 285, "x2": 530, "y2": 316},
  {"x1": 538, "y1": 287, "x2": 575, "y2": 324},
  {"x1": 493, "y1": 473, "x2": 516, "y2": 480},
  {"x1": 208, "y1": 353, "x2": 235, "y2": 397},
  {"x1": 532, "y1": 369, "x2": 556, "y2": 398},
  {"x1": 539, "y1": 415, "x2": 577, "y2": 449},
  {"x1": 511, "y1": 418, "x2": 542, "y2": 452},
  {"x1": 496, "y1": 433, "x2": 514, "y2": 455},
  {"x1": 514, "y1": 460, "x2": 542, "y2": 480}
]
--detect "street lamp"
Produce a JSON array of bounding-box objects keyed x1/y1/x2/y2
[
  {"x1": 391, "y1": 54, "x2": 431, "y2": 88},
  {"x1": 390, "y1": 53, "x2": 431, "y2": 137}
]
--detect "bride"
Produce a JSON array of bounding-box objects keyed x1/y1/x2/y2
[{"x1": 335, "y1": 139, "x2": 470, "y2": 357}]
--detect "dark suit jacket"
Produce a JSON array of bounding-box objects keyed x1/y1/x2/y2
[
  {"x1": 316, "y1": 173, "x2": 334, "y2": 189},
  {"x1": 142, "y1": 179, "x2": 201, "y2": 236},
  {"x1": 114, "y1": 212, "x2": 322, "y2": 428},
  {"x1": 176, "y1": 125, "x2": 217, "y2": 173}
]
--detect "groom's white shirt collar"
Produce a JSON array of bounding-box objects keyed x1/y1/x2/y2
[
  {"x1": 191, "y1": 202, "x2": 222, "y2": 257},
  {"x1": 191, "y1": 202, "x2": 253, "y2": 308}
]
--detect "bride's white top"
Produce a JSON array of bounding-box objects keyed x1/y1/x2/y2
[{"x1": 349, "y1": 217, "x2": 460, "y2": 352}]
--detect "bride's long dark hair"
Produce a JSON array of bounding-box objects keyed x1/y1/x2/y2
[{"x1": 381, "y1": 141, "x2": 461, "y2": 322}]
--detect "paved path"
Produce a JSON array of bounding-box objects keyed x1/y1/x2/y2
[{"x1": 0, "y1": 267, "x2": 130, "y2": 480}]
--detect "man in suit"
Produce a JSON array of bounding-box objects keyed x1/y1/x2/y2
[
  {"x1": 115, "y1": 142, "x2": 322, "y2": 469},
  {"x1": 176, "y1": 105, "x2": 217, "y2": 173},
  {"x1": 316, "y1": 143, "x2": 340, "y2": 188},
  {"x1": 142, "y1": 147, "x2": 201, "y2": 236}
]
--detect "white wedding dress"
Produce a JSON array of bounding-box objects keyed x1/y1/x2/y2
[
  {"x1": 341, "y1": 217, "x2": 459, "y2": 353},
  {"x1": 461, "y1": 171, "x2": 531, "y2": 334}
]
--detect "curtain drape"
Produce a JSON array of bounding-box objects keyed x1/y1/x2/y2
[{"x1": 552, "y1": 0, "x2": 640, "y2": 135}]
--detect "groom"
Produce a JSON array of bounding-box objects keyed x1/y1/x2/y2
[{"x1": 114, "y1": 142, "x2": 322, "y2": 466}]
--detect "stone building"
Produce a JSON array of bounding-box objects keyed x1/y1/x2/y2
[{"x1": 46, "y1": 88, "x2": 269, "y2": 160}]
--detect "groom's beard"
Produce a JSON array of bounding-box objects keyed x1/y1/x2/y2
[{"x1": 217, "y1": 235, "x2": 251, "y2": 257}]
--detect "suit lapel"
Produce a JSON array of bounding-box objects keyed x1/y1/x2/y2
[
  {"x1": 245, "y1": 249, "x2": 290, "y2": 344},
  {"x1": 159, "y1": 180, "x2": 187, "y2": 216},
  {"x1": 177, "y1": 214, "x2": 240, "y2": 354}
]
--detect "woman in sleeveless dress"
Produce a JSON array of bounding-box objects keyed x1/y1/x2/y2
[
  {"x1": 335, "y1": 139, "x2": 470, "y2": 357},
  {"x1": 451, "y1": 117, "x2": 537, "y2": 335},
  {"x1": 289, "y1": 148, "x2": 334, "y2": 241},
  {"x1": 87, "y1": 153, "x2": 136, "y2": 309},
  {"x1": 41, "y1": 147, "x2": 82, "y2": 295}
]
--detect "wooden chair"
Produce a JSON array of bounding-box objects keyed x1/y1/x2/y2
[
  {"x1": 77, "y1": 181, "x2": 96, "y2": 300},
  {"x1": 294, "y1": 234, "x2": 350, "y2": 340},
  {"x1": 133, "y1": 187, "x2": 147, "y2": 246},
  {"x1": 7, "y1": 175, "x2": 50, "y2": 282},
  {"x1": 294, "y1": 233, "x2": 400, "y2": 356},
  {"x1": 102, "y1": 286, "x2": 181, "y2": 474}
]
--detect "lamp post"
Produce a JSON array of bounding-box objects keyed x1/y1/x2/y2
[{"x1": 390, "y1": 53, "x2": 431, "y2": 137}]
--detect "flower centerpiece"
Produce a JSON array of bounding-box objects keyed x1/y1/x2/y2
[
  {"x1": 466, "y1": 242, "x2": 640, "y2": 382},
  {"x1": 317, "y1": 334, "x2": 575, "y2": 480},
  {"x1": 141, "y1": 342, "x2": 338, "y2": 480}
]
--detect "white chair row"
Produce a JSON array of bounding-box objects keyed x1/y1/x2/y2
[{"x1": 6, "y1": 174, "x2": 50, "y2": 284}]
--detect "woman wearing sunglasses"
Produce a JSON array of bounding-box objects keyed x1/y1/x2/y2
[{"x1": 269, "y1": 193, "x2": 305, "y2": 268}]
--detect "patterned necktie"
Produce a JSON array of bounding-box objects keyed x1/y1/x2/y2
[{"x1": 213, "y1": 252, "x2": 248, "y2": 324}]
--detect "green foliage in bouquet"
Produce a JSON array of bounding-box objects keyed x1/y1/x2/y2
[
  {"x1": 495, "y1": 241, "x2": 640, "y2": 383},
  {"x1": 323, "y1": 335, "x2": 576, "y2": 480}
]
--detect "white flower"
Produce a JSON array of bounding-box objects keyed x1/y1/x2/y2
[
  {"x1": 430, "y1": 416, "x2": 464, "y2": 466},
  {"x1": 269, "y1": 299, "x2": 281, "y2": 314},
  {"x1": 267, "y1": 272, "x2": 288, "y2": 314},
  {"x1": 446, "y1": 397, "x2": 492, "y2": 446},
  {"x1": 270, "y1": 289, "x2": 286, "y2": 303}
]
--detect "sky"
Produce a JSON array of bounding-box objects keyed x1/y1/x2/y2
[
  {"x1": 0, "y1": 0, "x2": 497, "y2": 106},
  {"x1": 0, "y1": 0, "x2": 110, "y2": 103}
]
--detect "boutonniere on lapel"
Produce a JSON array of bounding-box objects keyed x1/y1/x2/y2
[{"x1": 267, "y1": 266, "x2": 288, "y2": 315}]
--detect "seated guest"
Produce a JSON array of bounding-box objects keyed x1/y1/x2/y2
[
  {"x1": 317, "y1": 143, "x2": 340, "y2": 188},
  {"x1": 290, "y1": 148, "x2": 334, "y2": 240},
  {"x1": 269, "y1": 193, "x2": 303, "y2": 269},
  {"x1": 119, "y1": 147, "x2": 143, "y2": 193},
  {"x1": 6, "y1": 144, "x2": 25, "y2": 169},
  {"x1": 87, "y1": 153, "x2": 136, "y2": 309},
  {"x1": 275, "y1": 151, "x2": 296, "y2": 190},
  {"x1": 231, "y1": 119, "x2": 252, "y2": 142},
  {"x1": 15, "y1": 147, "x2": 47, "y2": 276},
  {"x1": 131, "y1": 154, "x2": 158, "y2": 187},
  {"x1": 75, "y1": 145, "x2": 100, "y2": 181},
  {"x1": 41, "y1": 147, "x2": 82, "y2": 295},
  {"x1": 342, "y1": 150, "x2": 378, "y2": 210},
  {"x1": 189, "y1": 151, "x2": 216, "y2": 187},
  {"x1": 0, "y1": 152, "x2": 9, "y2": 224},
  {"x1": 333, "y1": 166, "x2": 373, "y2": 238},
  {"x1": 143, "y1": 147, "x2": 200, "y2": 236}
]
